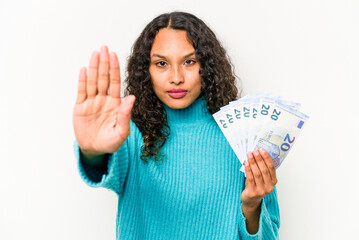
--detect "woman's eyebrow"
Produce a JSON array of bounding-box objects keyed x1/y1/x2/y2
[
  {"x1": 183, "y1": 52, "x2": 196, "y2": 59},
  {"x1": 151, "y1": 51, "x2": 196, "y2": 59},
  {"x1": 151, "y1": 54, "x2": 166, "y2": 59}
]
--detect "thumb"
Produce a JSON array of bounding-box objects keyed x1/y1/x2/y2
[{"x1": 116, "y1": 95, "x2": 136, "y2": 123}]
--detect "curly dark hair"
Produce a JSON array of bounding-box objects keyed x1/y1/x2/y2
[{"x1": 124, "y1": 11, "x2": 240, "y2": 162}]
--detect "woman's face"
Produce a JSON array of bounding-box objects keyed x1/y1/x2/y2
[{"x1": 149, "y1": 28, "x2": 202, "y2": 109}]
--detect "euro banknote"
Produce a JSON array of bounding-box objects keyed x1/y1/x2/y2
[{"x1": 213, "y1": 93, "x2": 309, "y2": 173}]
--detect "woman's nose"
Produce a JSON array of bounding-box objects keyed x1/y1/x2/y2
[{"x1": 170, "y1": 65, "x2": 184, "y2": 84}]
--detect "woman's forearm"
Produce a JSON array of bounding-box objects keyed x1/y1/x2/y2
[{"x1": 242, "y1": 201, "x2": 261, "y2": 234}]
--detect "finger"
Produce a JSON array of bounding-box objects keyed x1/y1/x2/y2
[
  {"x1": 253, "y1": 149, "x2": 272, "y2": 186},
  {"x1": 98, "y1": 45, "x2": 110, "y2": 96},
  {"x1": 116, "y1": 95, "x2": 136, "y2": 123},
  {"x1": 76, "y1": 67, "x2": 87, "y2": 104},
  {"x1": 249, "y1": 150, "x2": 265, "y2": 188},
  {"x1": 259, "y1": 148, "x2": 278, "y2": 185},
  {"x1": 109, "y1": 52, "x2": 121, "y2": 99},
  {"x1": 87, "y1": 51, "x2": 99, "y2": 98},
  {"x1": 244, "y1": 153, "x2": 256, "y2": 190}
]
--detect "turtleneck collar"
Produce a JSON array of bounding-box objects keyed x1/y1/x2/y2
[{"x1": 164, "y1": 97, "x2": 213, "y2": 124}]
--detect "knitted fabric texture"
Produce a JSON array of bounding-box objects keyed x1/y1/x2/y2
[{"x1": 74, "y1": 98, "x2": 280, "y2": 239}]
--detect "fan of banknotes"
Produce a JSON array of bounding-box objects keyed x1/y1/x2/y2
[{"x1": 213, "y1": 93, "x2": 309, "y2": 173}]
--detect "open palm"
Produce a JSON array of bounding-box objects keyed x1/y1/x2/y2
[{"x1": 73, "y1": 46, "x2": 135, "y2": 158}]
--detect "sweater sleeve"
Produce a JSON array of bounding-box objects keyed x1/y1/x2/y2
[
  {"x1": 238, "y1": 186, "x2": 280, "y2": 239},
  {"x1": 73, "y1": 137, "x2": 130, "y2": 196}
]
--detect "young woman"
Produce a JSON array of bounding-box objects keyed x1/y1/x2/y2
[{"x1": 73, "y1": 12, "x2": 280, "y2": 239}]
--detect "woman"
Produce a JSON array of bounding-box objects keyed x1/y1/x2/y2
[{"x1": 73, "y1": 12, "x2": 280, "y2": 239}]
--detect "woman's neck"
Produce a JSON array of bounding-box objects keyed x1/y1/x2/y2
[{"x1": 164, "y1": 97, "x2": 213, "y2": 124}]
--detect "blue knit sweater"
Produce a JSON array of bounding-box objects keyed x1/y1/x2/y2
[{"x1": 74, "y1": 98, "x2": 280, "y2": 239}]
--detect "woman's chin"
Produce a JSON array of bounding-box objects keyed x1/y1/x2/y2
[{"x1": 163, "y1": 99, "x2": 193, "y2": 109}]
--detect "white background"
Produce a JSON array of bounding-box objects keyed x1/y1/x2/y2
[{"x1": 1, "y1": 0, "x2": 358, "y2": 239}]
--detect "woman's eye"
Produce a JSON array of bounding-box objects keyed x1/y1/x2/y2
[
  {"x1": 185, "y1": 59, "x2": 196, "y2": 65},
  {"x1": 156, "y1": 61, "x2": 167, "y2": 67}
]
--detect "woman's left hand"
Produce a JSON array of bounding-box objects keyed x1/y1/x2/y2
[{"x1": 240, "y1": 148, "x2": 278, "y2": 211}]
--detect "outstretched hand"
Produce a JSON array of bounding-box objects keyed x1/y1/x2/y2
[{"x1": 73, "y1": 46, "x2": 136, "y2": 158}]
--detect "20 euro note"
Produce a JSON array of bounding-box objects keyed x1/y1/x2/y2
[
  {"x1": 248, "y1": 96, "x2": 300, "y2": 154},
  {"x1": 213, "y1": 106, "x2": 242, "y2": 161},
  {"x1": 249, "y1": 101, "x2": 309, "y2": 172}
]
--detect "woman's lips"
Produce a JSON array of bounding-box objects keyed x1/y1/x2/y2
[{"x1": 167, "y1": 89, "x2": 187, "y2": 99}]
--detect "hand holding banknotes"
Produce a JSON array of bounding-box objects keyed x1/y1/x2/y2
[
  {"x1": 73, "y1": 46, "x2": 136, "y2": 164},
  {"x1": 213, "y1": 93, "x2": 309, "y2": 233},
  {"x1": 241, "y1": 148, "x2": 277, "y2": 208},
  {"x1": 240, "y1": 148, "x2": 278, "y2": 233}
]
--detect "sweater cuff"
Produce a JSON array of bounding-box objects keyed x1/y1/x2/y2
[
  {"x1": 74, "y1": 139, "x2": 129, "y2": 195},
  {"x1": 74, "y1": 140, "x2": 110, "y2": 187}
]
